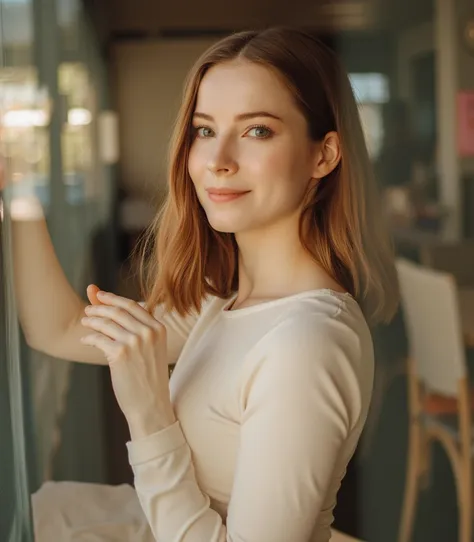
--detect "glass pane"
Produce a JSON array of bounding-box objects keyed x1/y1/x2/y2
[
  {"x1": 0, "y1": 0, "x2": 35, "y2": 539},
  {"x1": 1, "y1": 0, "x2": 116, "y2": 540}
]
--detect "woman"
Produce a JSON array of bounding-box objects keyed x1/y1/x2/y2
[{"x1": 11, "y1": 28, "x2": 397, "y2": 541}]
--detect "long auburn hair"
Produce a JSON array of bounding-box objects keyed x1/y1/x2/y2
[{"x1": 136, "y1": 27, "x2": 399, "y2": 325}]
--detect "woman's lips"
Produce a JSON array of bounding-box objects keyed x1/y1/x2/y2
[{"x1": 206, "y1": 189, "x2": 250, "y2": 203}]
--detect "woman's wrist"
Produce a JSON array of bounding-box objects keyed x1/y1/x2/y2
[
  {"x1": 127, "y1": 406, "x2": 176, "y2": 441},
  {"x1": 5, "y1": 194, "x2": 45, "y2": 221}
]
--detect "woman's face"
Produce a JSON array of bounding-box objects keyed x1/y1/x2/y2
[{"x1": 188, "y1": 59, "x2": 320, "y2": 234}]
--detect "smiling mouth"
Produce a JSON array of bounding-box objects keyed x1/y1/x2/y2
[{"x1": 206, "y1": 190, "x2": 250, "y2": 203}]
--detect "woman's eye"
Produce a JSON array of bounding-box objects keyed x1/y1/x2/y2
[
  {"x1": 246, "y1": 125, "x2": 273, "y2": 139},
  {"x1": 195, "y1": 126, "x2": 215, "y2": 138}
]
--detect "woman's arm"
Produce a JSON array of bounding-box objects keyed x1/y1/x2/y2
[
  {"x1": 125, "y1": 312, "x2": 370, "y2": 541},
  {"x1": 8, "y1": 197, "x2": 199, "y2": 365},
  {"x1": 9, "y1": 197, "x2": 105, "y2": 364}
]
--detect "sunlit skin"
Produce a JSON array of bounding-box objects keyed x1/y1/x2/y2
[{"x1": 188, "y1": 59, "x2": 343, "y2": 307}]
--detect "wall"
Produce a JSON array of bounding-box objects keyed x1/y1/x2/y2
[
  {"x1": 112, "y1": 39, "x2": 216, "y2": 200},
  {"x1": 396, "y1": 21, "x2": 434, "y2": 101}
]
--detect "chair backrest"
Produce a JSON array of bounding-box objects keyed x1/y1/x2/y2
[{"x1": 396, "y1": 258, "x2": 466, "y2": 397}]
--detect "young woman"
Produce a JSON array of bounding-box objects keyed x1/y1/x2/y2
[{"x1": 11, "y1": 27, "x2": 398, "y2": 542}]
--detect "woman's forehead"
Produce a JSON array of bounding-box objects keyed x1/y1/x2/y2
[{"x1": 194, "y1": 60, "x2": 295, "y2": 118}]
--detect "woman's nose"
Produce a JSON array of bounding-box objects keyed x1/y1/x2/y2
[{"x1": 207, "y1": 142, "x2": 239, "y2": 176}]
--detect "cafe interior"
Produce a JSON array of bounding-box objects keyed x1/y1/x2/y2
[{"x1": 1, "y1": 0, "x2": 474, "y2": 541}]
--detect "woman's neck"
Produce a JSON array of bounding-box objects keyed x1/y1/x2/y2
[{"x1": 233, "y1": 220, "x2": 344, "y2": 309}]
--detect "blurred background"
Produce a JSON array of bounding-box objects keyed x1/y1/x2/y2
[{"x1": 1, "y1": 0, "x2": 474, "y2": 541}]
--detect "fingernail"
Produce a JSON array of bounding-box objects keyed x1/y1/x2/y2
[{"x1": 97, "y1": 291, "x2": 106, "y2": 298}]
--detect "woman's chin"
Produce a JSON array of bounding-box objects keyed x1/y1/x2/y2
[
  {"x1": 209, "y1": 221, "x2": 238, "y2": 234},
  {"x1": 206, "y1": 215, "x2": 242, "y2": 234}
]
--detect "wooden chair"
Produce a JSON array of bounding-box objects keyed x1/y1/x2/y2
[{"x1": 396, "y1": 258, "x2": 472, "y2": 542}]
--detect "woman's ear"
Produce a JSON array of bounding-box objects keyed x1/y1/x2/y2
[{"x1": 311, "y1": 131, "x2": 341, "y2": 180}]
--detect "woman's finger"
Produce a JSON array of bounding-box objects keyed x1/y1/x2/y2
[
  {"x1": 95, "y1": 291, "x2": 161, "y2": 329},
  {"x1": 87, "y1": 284, "x2": 103, "y2": 306},
  {"x1": 81, "y1": 316, "x2": 129, "y2": 342},
  {"x1": 84, "y1": 304, "x2": 146, "y2": 336},
  {"x1": 81, "y1": 333, "x2": 120, "y2": 360}
]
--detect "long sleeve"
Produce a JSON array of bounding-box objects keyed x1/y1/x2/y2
[{"x1": 126, "y1": 310, "x2": 369, "y2": 542}]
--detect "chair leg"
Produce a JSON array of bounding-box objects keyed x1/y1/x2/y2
[
  {"x1": 419, "y1": 432, "x2": 432, "y2": 491},
  {"x1": 398, "y1": 420, "x2": 423, "y2": 542},
  {"x1": 456, "y1": 379, "x2": 472, "y2": 542},
  {"x1": 455, "y1": 457, "x2": 472, "y2": 542}
]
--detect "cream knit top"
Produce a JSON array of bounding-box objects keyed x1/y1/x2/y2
[{"x1": 127, "y1": 289, "x2": 374, "y2": 542}]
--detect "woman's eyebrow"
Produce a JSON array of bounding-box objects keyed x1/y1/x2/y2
[{"x1": 193, "y1": 111, "x2": 283, "y2": 122}]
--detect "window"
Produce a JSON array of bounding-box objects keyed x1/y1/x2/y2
[{"x1": 349, "y1": 72, "x2": 390, "y2": 159}]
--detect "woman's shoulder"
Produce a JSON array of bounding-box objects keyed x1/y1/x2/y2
[
  {"x1": 270, "y1": 290, "x2": 370, "y2": 341},
  {"x1": 243, "y1": 291, "x2": 374, "y2": 430},
  {"x1": 271, "y1": 291, "x2": 370, "y2": 356},
  {"x1": 262, "y1": 292, "x2": 372, "y2": 392},
  {"x1": 202, "y1": 289, "x2": 370, "y2": 350}
]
